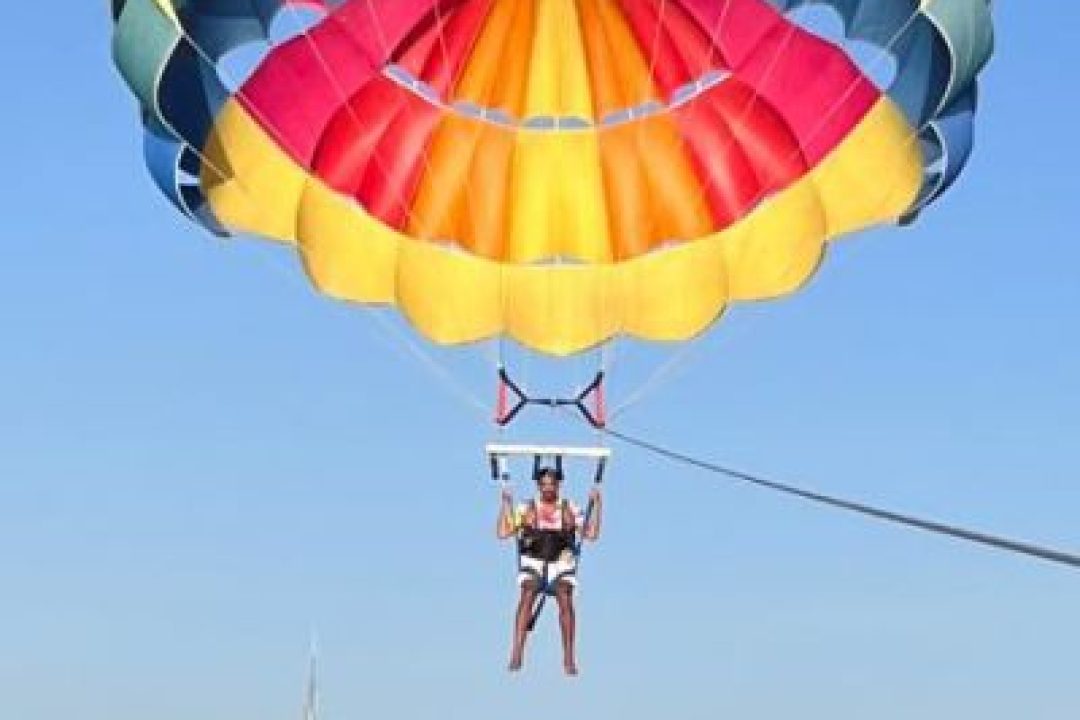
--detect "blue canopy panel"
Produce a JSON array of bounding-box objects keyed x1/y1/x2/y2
[
  {"x1": 767, "y1": 0, "x2": 993, "y2": 219},
  {"x1": 144, "y1": 118, "x2": 229, "y2": 236},
  {"x1": 116, "y1": 0, "x2": 331, "y2": 237}
]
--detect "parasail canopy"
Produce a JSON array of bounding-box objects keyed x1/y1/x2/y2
[{"x1": 112, "y1": 0, "x2": 993, "y2": 355}]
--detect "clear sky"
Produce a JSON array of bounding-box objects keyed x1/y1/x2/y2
[{"x1": 2, "y1": 3, "x2": 1079, "y2": 719}]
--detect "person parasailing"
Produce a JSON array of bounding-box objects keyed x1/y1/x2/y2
[{"x1": 493, "y1": 448, "x2": 604, "y2": 676}]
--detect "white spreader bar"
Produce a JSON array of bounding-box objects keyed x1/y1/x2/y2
[{"x1": 485, "y1": 444, "x2": 611, "y2": 459}]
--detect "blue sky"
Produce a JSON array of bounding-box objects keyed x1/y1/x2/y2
[{"x1": 2, "y1": 3, "x2": 1079, "y2": 718}]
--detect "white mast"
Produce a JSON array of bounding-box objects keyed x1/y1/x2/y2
[{"x1": 301, "y1": 634, "x2": 318, "y2": 720}]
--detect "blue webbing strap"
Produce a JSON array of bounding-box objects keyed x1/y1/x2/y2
[{"x1": 526, "y1": 457, "x2": 607, "y2": 632}]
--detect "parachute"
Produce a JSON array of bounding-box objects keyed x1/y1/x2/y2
[
  {"x1": 110, "y1": 0, "x2": 1080, "y2": 587},
  {"x1": 111, "y1": 0, "x2": 992, "y2": 356}
]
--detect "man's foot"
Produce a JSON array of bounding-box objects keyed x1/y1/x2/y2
[
  {"x1": 507, "y1": 655, "x2": 523, "y2": 672},
  {"x1": 563, "y1": 661, "x2": 578, "y2": 677}
]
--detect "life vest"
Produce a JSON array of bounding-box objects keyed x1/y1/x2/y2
[{"x1": 517, "y1": 499, "x2": 577, "y2": 562}]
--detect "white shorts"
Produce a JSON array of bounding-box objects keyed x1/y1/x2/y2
[{"x1": 518, "y1": 555, "x2": 578, "y2": 589}]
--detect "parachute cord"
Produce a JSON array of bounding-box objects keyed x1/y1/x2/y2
[
  {"x1": 598, "y1": 425, "x2": 1080, "y2": 571},
  {"x1": 610, "y1": 341, "x2": 700, "y2": 422},
  {"x1": 364, "y1": 309, "x2": 491, "y2": 419},
  {"x1": 486, "y1": 337, "x2": 502, "y2": 373},
  {"x1": 600, "y1": 6, "x2": 927, "y2": 418},
  {"x1": 153, "y1": 4, "x2": 927, "y2": 427},
  {"x1": 277, "y1": 4, "x2": 450, "y2": 234},
  {"x1": 240, "y1": 240, "x2": 490, "y2": 419},
  {"x1": 138, "y1": 12, "x2": 491, "y2": 421},
  {"x1": 254, "y1": 247, "x2": 493, "y2": 418}
]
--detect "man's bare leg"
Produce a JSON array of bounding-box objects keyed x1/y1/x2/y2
[
  {"x1": 555, "y1": 582, "x2": 577, "y2": 676},
  {"x1": 508, "y1": 579, "x2": 538, "y2": 671}
]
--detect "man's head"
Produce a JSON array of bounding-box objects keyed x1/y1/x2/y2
[{"x1": 535, "y1": 467, "x2": 563, "y2": 503}]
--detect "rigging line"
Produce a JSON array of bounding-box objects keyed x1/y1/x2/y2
[
  {"x1": 603, "y1": 4, "x2": 926, "y2": 412},
  {"x1": 601, "y1": 425, "x2": 1080, "y2": 571},
  {"x1": 613, "y1": 107, "x2": 929, "y2": 417},
  {"x1": 153, "y1": 4, "x2": 919, "y2": 422},
  {"x1": 660, "y1": 0, "x2": 923, "y2": 247},
  {"x1": 276, "y1": 2, "x2": 453, "y2": 235},
  {"x1": 623, "y1": 1, "x2": 802, "y2": 250},
  {"x1": 152, "y1": 8, "x2": 491, "y2": 418},
  {"x1": 365, "y1": 306, "x2": 493, "y2": 418},
  {"x1": 207, "y1": 237, "x2": 491, "y2": 418},
  {"x1": 280, "y1": 2, "x2": 504, "y2": 390},
  {"x1": 611, "y1": 120, "x2": 922, "y2": 418},
  {"x1": 614, "y1": 224, "x2": 890, "y2": 420},
  {"x1": 609, "y1": 339, "x2": 701, "y2": 421}
]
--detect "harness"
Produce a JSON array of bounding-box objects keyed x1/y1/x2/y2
[
  {"x1": 516, "y1": 497, "x2": 586, "y2": 632},
  {"x1": 487, "y1": 444, "x2": 609, "y2": 633},
  {"x1": 517, "y1": 499, "x2": 577, "y2": 562}
]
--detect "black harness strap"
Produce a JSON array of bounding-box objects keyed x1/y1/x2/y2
[
  {"x1": 523, "y1": 499, "x2": 575, "y2": 632},
  {"x1": 524, "y1": 458, "x2": 607, "y2": 632}
]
